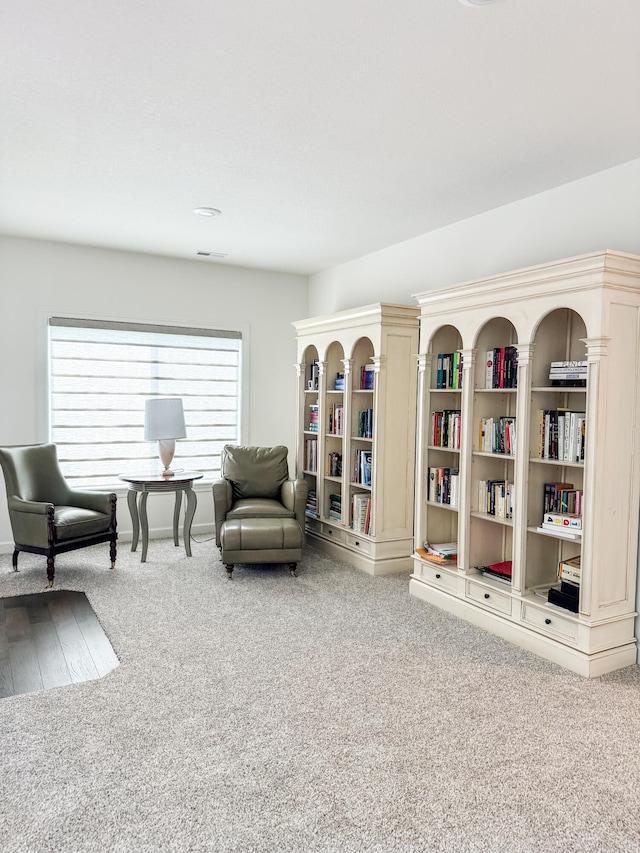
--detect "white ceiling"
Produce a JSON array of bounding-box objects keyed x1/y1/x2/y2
[{"x1": 2, "y1": 0, "x2": 640, "y2": 276}]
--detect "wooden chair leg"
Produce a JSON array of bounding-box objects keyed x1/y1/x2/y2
[
  {"x1": 12, "y1": 549, "x2": 19, "y2": 572},
  {"x1": 46, "y1": 555, "x2": 55, "y2": 588},
  {"x1": 110, "y1": 537, "x2": 117, "y2": 569},
  {"x1": 224, "y1": 563, "x2": 234, "y2": 580},
  {"x1": 289, "y1": 563, "x2": 297, "y2": 577}
]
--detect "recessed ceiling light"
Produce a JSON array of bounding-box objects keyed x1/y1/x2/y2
[
  {"x1": 458, "y1": 0, "x2": 498, "y2": 5},
  {"x1": 193, "y1": 207, "x2": 222, "y2": 217}
]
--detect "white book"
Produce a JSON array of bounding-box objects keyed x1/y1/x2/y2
[
  {"x1": 485, "y1": 351, "x2": 494, "y2": 388},
  {"x1": 478, "y1": 479, "x2": 487, "y2": 513}
]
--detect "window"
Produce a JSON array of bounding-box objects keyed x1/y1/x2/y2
[{"x1": 48, "y1": 318, "x2": 242, "y2": 488}]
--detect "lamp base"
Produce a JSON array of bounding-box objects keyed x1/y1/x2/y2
[{"x1": 158, "y1": 439, "x2": 176, "y2": 475}]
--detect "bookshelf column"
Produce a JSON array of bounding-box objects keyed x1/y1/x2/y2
[
  {"x1": 458, "y1": 348, "x2": 475, "y2": 574},
  {"x1": 341, "y1": 357, "x2": 354, "y2": 527},
  {"x1": 512, "y1": 342, "x2": 534, "y2": 595},
  {"x1": 368, "y1": 355, "x2": 384, "y2": 538},
  {"x1": 414, "y1": 352, "x2": 431, "y2": 554},
  {"x1": 579, "y1": 336, "x2": 606, "y2": 618}
]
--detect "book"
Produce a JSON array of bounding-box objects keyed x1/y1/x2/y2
[
  {"x1": 485, "y1": 351, "x2": 494, "y2": 388},
  {"x1": 536, "y1": 526, "x2": 581, "y2": 540},
  {"x1": 558, "y1": 555, "x2": 581, "y2": 584},
  {"x1": 481, "y1": 560, "x2": 512, "y2": 580},
  {"x1": 543, "y1": 511, "x2": 582, "y2": 531}
]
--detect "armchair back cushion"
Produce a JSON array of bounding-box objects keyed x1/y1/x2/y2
[
  {"x1": 222, "y1": 445, "x2": 289, "y2": 501},
  {"x1": 0, "y1": 443, "x2": 72, "y2": 505}
]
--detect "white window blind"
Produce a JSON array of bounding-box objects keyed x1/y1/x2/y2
[{"x1": 48, "y1": 318, "x2": 241, "y2": 488}]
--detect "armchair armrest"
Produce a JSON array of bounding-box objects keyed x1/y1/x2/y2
[
  {"x1": 281, "y1": 479, "x2": 309, "y2": 538},
  {"x1": 7, "y1": 495, "x2": 52, "y2": 548},
  {"x1": 212, "y1": 479, "x2": 233, "y2": 547},
  {"x1": 65, "y1": 489, "x2": 116, "y2": 515},
  {"x1": 8, "y1": 495, "x2": 52, "y2": 515}
]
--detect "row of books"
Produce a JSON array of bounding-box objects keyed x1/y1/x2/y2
[
  {"x1": 305, "y1": 489, "x2": 317, "y2": 516},
  {"x1": 328, "y1": 493, "x2": 342, "y2": 521},
  {"x1": 549, "y1": 360, "x2": 587, "y2": 388},
  {"x1": 478, "y1": 416, "x2": 516, "y2": 455},
  {"x1": 436, "y1": 352, "x2": 463, "y2": 390},
  {"x1": 543, "y1": 482, "x2": 583, "y2": 515},
  {"x1": 327, "y1": 403, "x2": 343, "y2": 436},
  {"x1": 430, "y1": 410, "x2": 461, "y2": 449},
  {"x1": 352, "y1": 492, "x2": 372, "y2": 533},
  {"x1": 356, "y1": 408, "x2": 374, "y2": 438},
  {"x1": 485, "y1": 346, "x2": 518, "y2": 389},
  {"x1": 536, "y1": 409, "x2": 585, "y2": 462},
  {"x1": 360, "y1": 364, "x2": 375, "y2": 390},
  {"x1": 304, "y1": 438, "x2": 318, "y2": 473},
  {"x1": 427, "y1": 466, "x2": 459, "y2": 507},
  {"x1": 307, "y1": 404, "x2": 319, "y2": 433},
  {"x1": 334, "y1": 372, "x2": 345, "y2": 391},
  {"x1": 352, "y1": 449, "x2": 372, "y2": 486},
  {"x1": 326, "y1": 452, "x2": 342, "y2": 477},
  {"x1": 477, "y1": 479, "x2": 514, "y2": 519}
]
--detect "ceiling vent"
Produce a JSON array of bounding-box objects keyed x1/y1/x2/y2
[{"x1": 196, "y1": 251, "x2": 228, "y2": 259}]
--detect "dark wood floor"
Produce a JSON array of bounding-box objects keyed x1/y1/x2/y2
[{"x1": 0, "y1": 590, "x2": 119, "y2": 698}]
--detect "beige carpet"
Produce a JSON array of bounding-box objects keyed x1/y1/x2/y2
[{"x1": 1, "y1": 537, "x2": 639, "y2": 852}]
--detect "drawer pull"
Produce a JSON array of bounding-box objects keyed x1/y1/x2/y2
[
  {"x1": 435, "y1": 573, "x2": 441, "y2": 579},
  {"x1": 545, "y1": 618, "x2": 551, "y2": 625},
  {"x1": 355, "y1": 540, "x2": 360, "y2": 546},
  {"x1": 484, "y1": 593, "x2": 490, "y2": 599}
]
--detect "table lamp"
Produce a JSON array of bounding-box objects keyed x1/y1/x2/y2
[{"x1": 144, "y1": 397, "x2": 186, "y2": 475}]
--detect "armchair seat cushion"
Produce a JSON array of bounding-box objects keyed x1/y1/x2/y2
[
  {"x1": 226, "y1": 497, "x2": 294, "y2": 520},
  {"x1": 220, "y1": 518, "x2": 303, "y2": 554},
  {"x1": 54, "y1": 506, "x2": 112, "y2": 541}
]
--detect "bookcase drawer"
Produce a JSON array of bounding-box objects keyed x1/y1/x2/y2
[
  {"x1": 343, "y1": 532, "x2": 373, "y2": 555},
  {"x1": 318, "y1": 522, "x2": 345, "y2": 545},
  {"x1": 521, "y1": 602, "x2": 579, "y2": 642},
  {"x1": 419, "y1": 562, "x2": 459, "y2": 594},
  {"x1": 466, "y1": 580, "x2": 512, "y2": 615}
]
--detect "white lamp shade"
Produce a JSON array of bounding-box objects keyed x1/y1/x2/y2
[{"x1": 144, "y1": 398, "x2": 187, "y2": 440}]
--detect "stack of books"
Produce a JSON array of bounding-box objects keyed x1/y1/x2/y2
[
  {"x1": 328, "y1": 493, "x2": 342, "y2": 521},
  {"x1": 305, "y1": 489, "x2": 317, "y2": 516},
  {"x1": 549, "y1": 360, "x2": 587, "y2": 387},
  {"x1": 424, "y1": 541, "x2": 458, "y2": 560},
  {"x1": 308, "y1": 404, "x2": 319, "y2": 433}
]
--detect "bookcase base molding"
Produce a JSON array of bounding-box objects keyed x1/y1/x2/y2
[
  {"x1": 409, "y1": 572, "x2": 636, "y2": 678},
  {"x1": 306, "y1": 517, "x2": 413, "y2": 575}
]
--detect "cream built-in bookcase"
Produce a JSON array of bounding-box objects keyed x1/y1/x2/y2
[
  {"x1": 410, "y1": 250, "x2": 640, "y2": 677},
  {"x1": 293, "y1": 303, "x2": 419, "y2": 575}
]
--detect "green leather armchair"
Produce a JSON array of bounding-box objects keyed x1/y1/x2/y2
[
  {"x1": 213, "y1": 445, "x2": 308, "y2": 579},
  {"x1": 0, "y1": 444, "x2": 117, "y2": 586}
]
